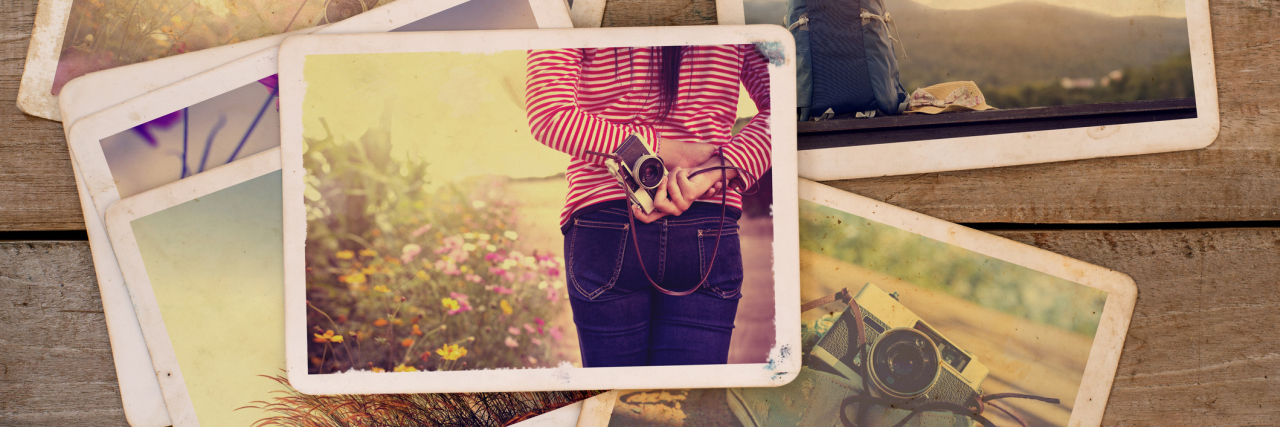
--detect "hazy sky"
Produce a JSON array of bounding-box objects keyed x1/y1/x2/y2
[
  {"x1": 303, "y1": 50, "x2": 760, "y2": 185},
  {"x1": 908, "y1": 0, "x2": 1186, "y2": 18},
  {"x1": 131, "y1": 171, "x2": 284, "y2": 425}
]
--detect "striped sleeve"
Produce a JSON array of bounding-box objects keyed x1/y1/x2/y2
[
  {"x1": 525, "y1": 49, "x2": 660, "y2": 164},
  {"x1": 720, "y1": 44, "x2": 772, "y2": 189}
]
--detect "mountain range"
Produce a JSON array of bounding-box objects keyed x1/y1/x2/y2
[{"x1": 744, "y1": 0, "x2": 1192, "y2": 92}]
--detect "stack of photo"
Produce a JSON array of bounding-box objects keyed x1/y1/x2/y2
[{"x1": 14, "y1": 0, "x2": 1218, "y2": 425}]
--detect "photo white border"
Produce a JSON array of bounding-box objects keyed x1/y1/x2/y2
[
  {"x1": 577, "y1": 180, "x2": 1138, "y2": 427},
  {"x1": 103, "y1": 149, "x2": 282, "y2": 427},
  {"x1": 570, "y1": 0, "x2": 745, "y2": 27},
  {"x1": 29, "y1": 0, "x2": 572, "y2": 121},
  {"x1": 56, "y1": 2, "x2": 572, "y2": 423},
  {"x1": 797, "y1": 0, "x2": 1219, "y2": 180},
  {"x1": 278, "y1": 25, "x2": 800, "y2": 395}
]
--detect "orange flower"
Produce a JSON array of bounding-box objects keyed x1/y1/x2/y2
[
  {"x1": 313, "y1": 330, "x2": 343, "y2": 343},
  {"x1": 373, "y1": 285, "x2": 391, "y2": 294},
  {"x1": 341, "y1": 273, "x2": 367, "y2": 284},
  {"x1": 412, "y1": 324, "x2": 424, "y2": 336},
  {"x1": 401, "y1": 338, "x2": 415, "y2": 347},
  {"x1": 374, "y1": 318, "x2": 389, "y2": 327},
  {"x1": 359, "y1": 249, "x2": 378, "y2": 258},
  {"x1": 371, "y1": 367, "x2": 386, "y2": 373},
  {"x1": 336, "y1": 250, "x2": 355, "y2": 260}
]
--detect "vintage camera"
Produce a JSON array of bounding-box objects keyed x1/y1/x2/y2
[
  {"x1": 809, "y1": 283, "x2": 989, "y2": 412},
  {"x1": 599, "y1": 133, "x2": 667, "y2": 214}
]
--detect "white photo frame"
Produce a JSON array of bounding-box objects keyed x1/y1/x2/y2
[
  {"x1": 577, "y1": 179, "x2": 1139, "y2": 427},
  {"x1": 59, "y1": 1, "x2": 572, "y2": 423},
  {"x1": 796, "y1": 0, "x2": 1219, "y2": 180},
  {"x1": 278, "y1": 25, "x2": 800, "y2": 395},
  {"x1": 27, "y1": 0, "x2": 573, "y2": 121}
]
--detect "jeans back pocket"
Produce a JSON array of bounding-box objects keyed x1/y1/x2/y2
[
  {"x1": 698, "y1": 225, "x2": 744, "y2": 298},
  {"x1": 567, "y1": 219, "x2": 630, "y2": 300}
]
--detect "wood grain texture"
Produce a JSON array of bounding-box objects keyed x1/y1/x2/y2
[
  {"x1": 994, "y1": 227, "x2": 1280, "y2": 425},
  {"x1": 4, "y1": 228, "x2": 1279, "y2": 425},
  {"x1": 1, "y1": 0, "x2": 85, "y2": 232},
  {"x1": 600, "y1": 0, "x2": 718, "y2": 27},
  {"x1": 0, "y1": 242, "x2": 128, "y2": 426},
  {"x1": 824, "y1": 0, "x2": 1280, "y2": 224}
]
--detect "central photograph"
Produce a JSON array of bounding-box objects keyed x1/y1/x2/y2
[{"x1": 278, "y1": 26, "x2": 801, "y2": 394}]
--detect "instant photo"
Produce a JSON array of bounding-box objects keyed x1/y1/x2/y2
[
  {"x1": 105, "y1": 150, "x2": 601, "y2": 427},
  {"x1": 743, "y1": 0, "x2": 1219, "y2": 179},
  {"x1": 578, "y1": 179, "x2": 1138, "y2": 427},
  {"x1": 279, "y1": 26, "x2": 801, "y2": 394},
  {"x1": 61, "y1": 2, "x2": 570, "y2": 423}
]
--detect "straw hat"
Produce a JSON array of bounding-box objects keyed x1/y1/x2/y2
[{"x1": 905, "y1": 81, "x2": 996, "y2": 114}]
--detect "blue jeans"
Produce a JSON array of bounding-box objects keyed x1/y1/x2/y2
[{"x1": 564, "y1": 201, "x2": 744, "y2": 367}]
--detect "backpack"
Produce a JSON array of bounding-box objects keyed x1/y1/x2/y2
[{"x1": 785, "y1": 0, "x2": 909, "y2": 120}]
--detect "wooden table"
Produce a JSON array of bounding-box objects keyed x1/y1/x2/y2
[{"x1": 2, "y1": 0, "x2": 1277, "y2": 425}]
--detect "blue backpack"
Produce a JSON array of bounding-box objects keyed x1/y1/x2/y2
[{"x1": 785, "y1": 0, "x2": 909, "y2": 120}]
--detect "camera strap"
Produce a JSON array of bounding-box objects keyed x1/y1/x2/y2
[
  {"x1": 800, "y1": 290, "x2": 1061, "y2": 427},
  {"x1": 624, "y1": 149, "x2": 758, "y2": 297}
]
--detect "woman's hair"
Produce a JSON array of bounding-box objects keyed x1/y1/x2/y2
[{"x1": 653, "y1": 46, "x2": 685, "y2": 123}]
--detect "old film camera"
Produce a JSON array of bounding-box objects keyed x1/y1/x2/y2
[
  {"x1": 587, "y1": 133, "x2": 667, "y2": 214},
  {"x1": 810, "y1": 283, "x2": 990, "y2": 414}
]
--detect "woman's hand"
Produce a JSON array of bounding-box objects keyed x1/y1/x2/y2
[{"x1": 657, "y1": 137, "x2": 717, "y2": 172}]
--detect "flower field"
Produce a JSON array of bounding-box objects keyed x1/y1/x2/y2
[{"x1": 303, "y1": 121, "x2": 577, "y2": 374}]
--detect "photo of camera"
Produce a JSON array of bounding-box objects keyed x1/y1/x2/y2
[
  {"x1": 810, "y1": 283, "x2": 990, "y2": 412},
  {"x1": 601, "y1": 133, "x2": 667, "y2": 214}
]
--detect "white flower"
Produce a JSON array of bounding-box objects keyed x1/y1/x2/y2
[
  {"x1": 463, "y1": 232, "x2": 476, "y2": 239},
  {"x1": 538, "y1": 281, "x2": 549, "y2": 290},
  {"x1": 501, "y1": 259, "x2": 517, "y2": 269},
  {"x1": 486, "y1": 244, "x2": 497, "y2": 252},
  {"x1": 552, "y1": 281, "x2": 564, "y2": 289},
  {"x1": 504, "y1": 230, "x2": 519, "y2": 240},
  {"x1": 462, "y1": 243, "x2": 477, "y2": 252},
  {"x1": 478, "y1": 233, "x2": 491, "y2": 241}
]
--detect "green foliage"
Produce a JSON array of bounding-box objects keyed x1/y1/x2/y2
[
  {"x1": 985, "y1": 53, "x2": 1195, "y2": 109},
  {"x1": 799, "y1": 201, "x2": 1107, "y2": 337},
  {"x1": 304, "y1": 118, "x2": 572, "y2": 374}
]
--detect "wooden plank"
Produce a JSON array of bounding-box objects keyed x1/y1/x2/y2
[
  {"x1": 0, "y1": 0, "x2": 1275, "y2": 229},
  {"x1": 600, "y1": 0, "x2": 718, "y2": 27},
  {"x1": 824, "y1": 0, "x2": 1280, "y2": 224},
  {"x1": 993, "y1": 227, "x2": 1280, "y2": 425},
  {"x1": 0, "y1": 242, "x2": 128, "y2": 426},
  {"x1": 0, "y1": 0, "x2": 85, "y2": 232},
  {"x1": 607, "y1": 227, "x2": 1280, "y2": 426}
]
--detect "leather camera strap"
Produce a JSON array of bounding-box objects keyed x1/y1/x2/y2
[{"x1": 625, "y1": 149, "x2": 757, "y2": 297}]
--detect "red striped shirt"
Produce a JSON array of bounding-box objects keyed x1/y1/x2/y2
[{"x1": 526, "y1": 45, "x2": 772, "y2": 226}]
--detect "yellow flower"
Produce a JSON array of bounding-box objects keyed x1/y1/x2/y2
[
  {"x1": 500, "y1": 300, "x2": 513, "y2": 316},
  {"x1": 436, "y1": 344, "x2": 468, "y2": 361},
  {"x1": 359, "y1": 249, "x2": 378, "y2": 258},
  {"x1": 372, "y1": 367, "x2": 386, "y2": 373},
  {"x1": 401, "y1": 338, "x2": 415, "y2": 347},
  {"x1": 460, "y1": 265, "x2": 470, "y2": 273},
  {"x1": 442, "y1": 298, "x2": 460, "y2": 311},
  {"x1": 392, "y1": 318, "x2": 404, "y2": 326},
  {"x1": 336, "y1": 250, "x2": 355, "y2": 260},
  {"x1": 416, "y1": 271, "x2": 430, "y2": 280},
  {"x1": 393, "y1": 364, "x2": 418, "y2": 372},
  {"x1": 342, "y1": 273, "x2": 367, "y2": 284},
  {"x1": 362, "y1": 266, "x2": 377, "y2": 275},
  {"x1": 373, "y1": 285, "x2": 391, "y2": 294},
  {"x1": 313, "y1": 330, "x2": 343, "y2": 343},
  {"x1": 374, "y1": 318, "x2": 389, "y2": 327}
]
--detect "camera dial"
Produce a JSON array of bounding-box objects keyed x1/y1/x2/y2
[{"x1": 868, "y1": 328, "x2": 942, "y2": 399}]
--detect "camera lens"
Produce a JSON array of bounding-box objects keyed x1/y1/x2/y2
[
  {"x1": 635, "y1": 157, "x2": 665, "y2": 189},
  {"x1": 868, "y1": 328, "x2": 941, "y2": 399}
]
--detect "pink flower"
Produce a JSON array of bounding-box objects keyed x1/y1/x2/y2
[
  {"x1": 508, "y1": 326, "x2": 521, "y2": 335},
  {"x1": 465, "y1": 273, "x2": 483, "y2": 283},
  {"x1": 545, "y1": 285, "x2": 559, "y2": 302},
  {"x1": 485, "y1": 252, "x2": 505, "y2": 263},
  {"x1": 546, "y1": 267, "x2": 561, "y2": 278},
  {"x1": 401, "y1": 244, "x2": 422, "y2": 264},
  {"x1": 550, "y1": 326, "x2": 564, "y2": 342},
  {"x1": 411, "y1": 224, "x2": 433, "y2": 237},
  {"x1": 531, "y1": 338, "x2": 542, "y2": 346},
  {"x1": 523, "y1": 323, "x2": 535, "y2": 334},
  {"x1": 505, "y1": 337, "x2": 518, "y2": 348},
  {"x1": 447, "y1": 292, "x2": 472, "y2": 315},
  {"x1": 535, "y1": 318, "x2": 545, "y2": 335},
  {"x1": 489, "y1": 285, "x2": 514, "y2": 295}
]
